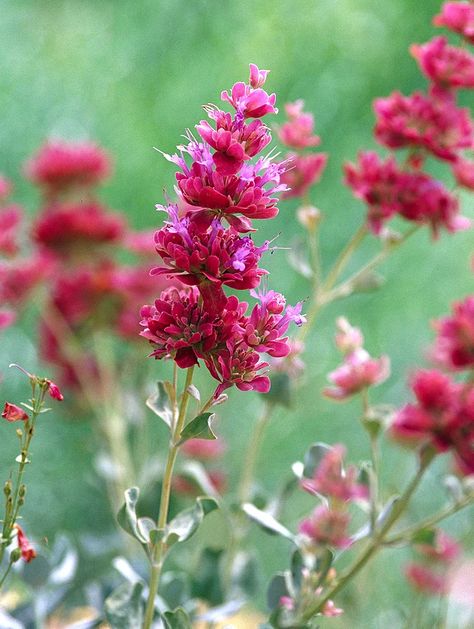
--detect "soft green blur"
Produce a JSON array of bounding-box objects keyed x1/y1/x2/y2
[{"x1": 1, "y1": 0, "x2": 473, "y2": 625}]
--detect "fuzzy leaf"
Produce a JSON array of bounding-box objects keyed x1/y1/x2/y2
[
  {"x1": 267, "y1": 573, "x2": 290, "y2": 611},
  {"x1": 166, "y1": 496, "x2": 219, "y2": 546},
  {"x1": 146, "y1": 381, "x2": 173, "y2": 429},
  {"x1": 117, "y1": 487, "x2": 149, "y2": 545},
  {"x1": 242, "y1": 503, "x2": 296, "y2": 542},
  {"x1": 412, "y1": 528, "x2": 436, "y2": 546},
  {"x1": 104, "y1": 581, "x2": 144, "y2": 629},
  {"x1": 177, "y1": 413, "x2": 216, "y2": 445}
]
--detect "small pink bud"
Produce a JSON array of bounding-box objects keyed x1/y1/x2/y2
[
  {"x1": 2, "y1": 402, "x2": 29, "y2": 422},
  {"x1": 15, "y1": 524, "x2": 37, "y2": 563},
  {"x1": 297, "y1": 205, "x2": 321, "y2": 232},
  {"x1": 47, "y1": 380, "x2": 64, "y2": 401},
  {"x1": 335, "y1": 317, "x2": 364, "y2": 354}
]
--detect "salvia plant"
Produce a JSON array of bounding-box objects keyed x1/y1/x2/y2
[{"x1": 0, "y1": 1, "x2": 474, "y2": 627}]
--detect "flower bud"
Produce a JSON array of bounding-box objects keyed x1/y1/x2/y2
[
  {"x1": 19, "y1": 484, "x2": 26, "y2": 498},
  {"x1": 297, "y1": 205, "x2": 321, "y2": 232},
  {"x1": 10, "y1": 548, "x2": 22, "y2": 563},
  {"x1": 3, "y1": 480, "x2": 12, "y2": 496}
]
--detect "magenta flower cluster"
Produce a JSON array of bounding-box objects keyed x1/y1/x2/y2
[
  {"x1": 141, "y1": 65, "x2": 305, "y2": 396},
  {"x1": 345, "y1": 3, "x2": 474, "y2": 237}
]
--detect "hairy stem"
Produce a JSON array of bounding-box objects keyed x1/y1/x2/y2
[{"x1": 143, "y1": 366, "x2": 194, "y2": 629}]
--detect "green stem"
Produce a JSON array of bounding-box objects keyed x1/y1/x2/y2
[
  {"x1": 322, "y1": 224, "x2": 368, "y2": 294},
  {"x1": 298, "y1": 450, "x2": 434, "y2": 623},
  {"x1": 142, "y1": 366, "x2": 195, "y2": 629},
  {"x1": 0, "y1": 558, "x2": 14, "y2": 590},
  {"x1": 238, "y1": 402, "x2": 275, "y2": 504}
]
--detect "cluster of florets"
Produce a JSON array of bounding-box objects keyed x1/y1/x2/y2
[
  {"x1": 141, "y1": 65, "x2": 305, "y2": 396},
  {"x1": 276, "y1": 99, "x2": 327, "y2": 201},
  {"x1": 391, "y1": 292, "x2": 474, "y2": 475},
  {"x1": 0, "y1": 140, "x2": 167, "y2": 390},
  {"x1": 345, "y1": 0, "x2": 474, "y2": 237},
  {"x1": 323, "y1": 317, "x2": 390, "y2": 401}
]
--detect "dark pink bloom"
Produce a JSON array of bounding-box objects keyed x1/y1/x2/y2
[
  {"x1": 0, "y1": 206, "x2": 22, "y2": 257},
  {"x1": 25, "y1": 141, "x2": 111, "y2": 192},
  {"x1": 205, "y1": 340, "x2": 270, "y2": 397},
  {"x1": 0, "y1": 309, "x2": 15, "y2": 330},
  {"x1": 345, "y1": 151, "x2": 469, "y2": 236},
  {"x1": 243, "y1": 289, "x2": 306, "y2": 357},
  {"x1": 406, "y1": 563, "x2": 447, "y2": 595},
  {"x1": 433, "y1": 296, "x2": 474, "y2": 369},
  {"x1": 301, "y1": 444, "x2": 368, "y2": 502},
  {"x1": 33, "y1": 203, "x2": 125, "y2": 255},
  {"x1": 2, "y1": 402, "x2": 29, "y2": 422},
  {"x1": 181, "y1": 438, "x2": 226, "y2": 460},
  {"x1": 15, "y1": 525, "x2": 36, "y2": 563},
  {"x1": 453, "y1": 157, "x2": 474, "y2": 190},
  {"x1": 411, "y1": 37, "x2": 474, "y2": 90},
  {"x1": 277, "y1": 100, "x2": 321, "y2": 149},
  {"x1": 196, "y1": 113, "x2": 271, "y2": 176},
  {"x1": 152, "y1": 207, "x2": 269, "y2": 290},
  {"x1": 324, "y1": 349, "x2": 390, "y2": 401},
  {"x1": 433, "y1": 2, "x2": 474, "y2": 45},
  {"x1": 281, "y1": 152, "x2": 327, "y2": 199},
  {"x1": 140, "y1": 287, "x2": 245, "y2": 369},
  {"x1": 299, "y1": 505, "x2": 350, "y2": 549},
  {"x1": 221, "y1": 64, "x2": 277, "y2": 118},
  {"x1": 0, "y1": 255, "x2": 52, "y2": 305},
  {"x1": 374, "y1": 91, "x2": 473, "y2": 161}
]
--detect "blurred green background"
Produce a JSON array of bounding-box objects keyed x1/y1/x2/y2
[{"x1": 1, "y1": 0, "x2": 473, "y2": 626}]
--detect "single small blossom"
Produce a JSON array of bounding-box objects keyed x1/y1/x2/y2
[
  {"x1": 15, "y1": 525, "x2": 37, "y2": 563},
  {"x1": 221, "y1": 64, "x2": 277, "y2": 118},
  {"x1": 277, "y1": 100, "x2": 321, "y2": 149},
  {"x1": 25, "y1": 140, "x2": 111, "y2": 193},
  {"x1": 324, "y1": 348, "x2": 390, "y2": 401},
  {"x1": 301, "y1": 444, "x2": 368, "y2": 502},
  {"x1": 298, "y1": 505, "x2": 351, "y2": 549},
  {"x1": 281, "y1": 152, "x2": 327, "y2": 199},
  {"x1": 2, "y1": 402, "x2": 29, "y2": 422},
  {"x1": 321, "y1": 600, "x2": 344, "y2": 617},
  {"x1": 432, "y1": 295, "x2": 474, "y2": 369},
  {"x1": 433, "y1": 2, "x2": 474, "y2": 45},
  {"x1": 46, "y1": 379, "x2": 64, "y2": 401},
  {"x1": 374, "y1": 91, "x2": 474, "y2": 162},
  {"x1": 411, "y1": 36, "x2": 474, "y2": 90}
]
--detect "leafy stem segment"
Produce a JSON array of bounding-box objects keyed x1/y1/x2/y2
[{"x1": 143, "y1": 365, "x2": 195, "y2": 629}]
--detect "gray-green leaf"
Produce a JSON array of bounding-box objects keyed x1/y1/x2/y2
[
  {"x1": 166, "y1": 496, "x2": 219, "y2": 546},
  {"x1": 177, "y1": 413, "x2": 216, "y2": 445},
  {"x1": 147, "y1": 381, "x2": 173, "y2": 429},
  {"x1": 104, "y1": 581, "x2": 144, "y2": 629}
]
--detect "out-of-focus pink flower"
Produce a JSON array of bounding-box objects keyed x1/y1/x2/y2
[
  {"x1": 270, "y1": 339, "x2": 306, "y2": 380},
  {"x1": 123, "y1": 230, "x2": 157, "y2": 256},
  {"x1": 324, "y1": 349, "x2": 390, "y2": 401},
  {"x1": 281, "y1": 152, "x2": 327, "y2": 199},
  {"x1": 33, "y1": 203, "x2": 125, "y2": 255},
  {"x1": 299, "y1": 505, "x2": 351, "y2": 549},
  {"x1": 25, "y1": 141, "x2": 111, "y2": 193},
  {"x1": 453, "y1": 157, "x2": 474, "y2": 190},
  {"x1": 0, "y1": 309, "x2": 15, "y2": 330},
  {"x1": 374, "y1": 91, "x2": 473, "y2": 162},
  {"x1": 321, "y1": 600, "x2": 344, "y2": 617},
  {"x1": 277, "y1": 100, "x2": 321, "y2": 150},
  {"x1": 0, "y1": 175, "x2": 12, "y2": 202},
  {"x1": 406, "y1": 563, "x2": 447, "y2": 595},
  {"x1": 411, "y1": 36, "x2": 474, "y2": 90},
  {"x1": 335, "y1": 317, "x2": 364, "y2": 355},
  {"x1": 0, "y1": 206, "x2": 23, "y2": 257},
  {"x1": 447, "y1": 559, "x2": 474, "y2": 605},
  {"x1": 345, "y1": 151, "x2": 469, "y2": 236},
  {"x1": 0, "y1": 255, "x2": 53, "y2": 305},
  {"x1": 433, "y1": 296, "x2": 474, "y2": 370},
  {"x1": 152, "y1": 207, "x2": 269, "y2": 290},
  {"x1": 181, "y1": 438, "x2": 226, "y2": 460},
  {"x1": 2, "y1": 402, "x2": 29, "y2": 422},
  {"x1": 416, "y1": 530, "x2": 460, "y2": 564},
  {"x1": 301, "y1": 444, "x2": 368, "y2": 502},
  {"x1": 221, "y1": 64, "x2": 277, "y2": 118},
  {"x1": 15, "y1": 525, "x2": 37, "y2": 563},
  {"x1": 172, "y1": 470, "x2": 227, "y2": 496},
  {"x1": 433, "y1": 2, "x2": 474, "y2": 45}
]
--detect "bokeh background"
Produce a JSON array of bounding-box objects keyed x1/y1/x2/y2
[{"x1": 1, "y1": 0, "x2": 473, "y2": 626}]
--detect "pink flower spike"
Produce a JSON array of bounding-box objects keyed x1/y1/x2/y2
[
  {"x1": 281, "y1": 153, "x2": 327, "y2": 199},
  {"x1": 277, "y1": 100, "x2": 321, "y2": 150},
  {"x1": 47, "y1": 380, "x2": 64, "y2": 401},
  {"x1": 324, "y1": 349, "x2": 390, "y2": 401},
  {"x1": 411, "y1": 37, "x2": 474, "y2": 90},
  {"x1": 2, "y1": 402, "x2": 29, "y2": 422},
  {"x1": 249, "y1": 63, "x2": 270, "y2": 89},
  {"x1": 433, "y1": 296, "x2": 474, "y2": 370},
  {"x1": 15, "y1": 525, "x2": 36, "y2": 563}
]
